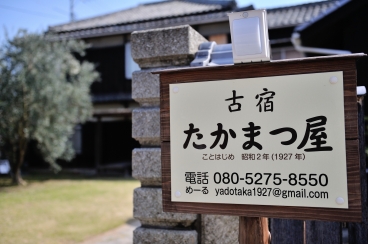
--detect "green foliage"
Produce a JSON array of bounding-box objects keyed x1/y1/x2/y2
[{"x1": 0, "y1": 30, "x2": 98, "y2": 173}]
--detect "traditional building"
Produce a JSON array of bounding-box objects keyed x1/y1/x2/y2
[{"x1": 33, "y1": 0, "x2": 365, "y2": 172}]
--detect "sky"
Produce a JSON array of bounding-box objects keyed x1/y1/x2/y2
[{"x1": 0, "y1": 0, "x2": 323, "y2": 42}]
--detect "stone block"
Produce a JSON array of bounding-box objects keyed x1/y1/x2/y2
[
  {"x1": 132, "y1": 107, "x2": 160, "y2": 146},
  {"x1": 132, "y1": 148, "x2": 161, "y2": 186},
  {"x1": 134, "y1": 187, "x2": 197, "y2": 227},
  {"x1": 132, "y1": 69, "x2": 160, "y2": 106},
  {"x1": 131, "y1": 25, "x2": 207, "y2": 68},
  {"x1": 133, "y1": 227, "x2": 197, "y2": 244},
  {"x1": 202, "y1": 215, "x2": 239, "y2": 244}
]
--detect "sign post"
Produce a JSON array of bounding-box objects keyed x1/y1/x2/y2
[
  {"x1": 239, "y1": 216, "x2": 270, "y2": 243},
  {"x1": 156, "y1": 54, "x2": 366, "y2": 243}
]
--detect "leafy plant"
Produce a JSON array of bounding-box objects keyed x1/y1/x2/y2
[{"x1": 0, "y1": 30, "x2": 98, "y2": 185}]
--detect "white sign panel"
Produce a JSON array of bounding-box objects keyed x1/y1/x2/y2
[{"x1": 170, "y1": 71, "x2": 348, "y2": 209}]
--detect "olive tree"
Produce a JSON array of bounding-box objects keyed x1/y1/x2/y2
[{"x1": 0, "y1": 30, "x2": 98, "y2": 185}]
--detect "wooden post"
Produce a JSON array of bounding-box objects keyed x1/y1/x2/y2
[
  {"x1": 239, "y1": 217, "x2": 270, "y2": 244},
  {"x1": 348, "y1": 96, "x2": 368, "y2": 243}
]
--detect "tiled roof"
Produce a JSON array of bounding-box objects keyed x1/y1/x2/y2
[
  {"x1": 294, "y1": 0, "x2": 350, "y2": 32},
  {"x1": 50, "y1": 0, "x2": 225, "y2": 32},
  {"x1": 267, "y1": 0, "x2": 341, "y2": 28},
  {"x1": 49, "y1": 0, "x2": 343, "y2": 39},
  {"x1": 52, "y1": 11, "x2": 233, "y2": 39},
  {"x1": 182, "y1": 0, "x2": 236, "y2": 7}
]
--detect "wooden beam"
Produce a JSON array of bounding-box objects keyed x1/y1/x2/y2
[
  {"x1": 239, "y1": 217, "x2": 270, "y2": 244},
  {"x1": 348, "y1": 96, "x2": 368, "y2": 243}
]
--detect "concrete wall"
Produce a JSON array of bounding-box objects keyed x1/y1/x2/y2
[{"x1": 131, "y1": 25, "x2": 239, "y2": 244}]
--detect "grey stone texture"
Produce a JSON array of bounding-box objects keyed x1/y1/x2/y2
[
  {"x1": 132, "y1": 148, "x2": 161, "y2": 186},
  {"x1": 131, "y1": 25, "x2": 207, "y2": 68},
  {"x1": 202, "y1": 215, "x2": 239, "y2": 244},
  {"x1": 132, "y1": 69, "x2": 160, "y2": 107},
  {"x1": 131, "y1": 25, "x2": 208, "y2": 242},
  {"x1": 133, "y1": 227, "x2": 197, "y2": 244},
  {"x1": 132, "y1": 107, "x2": 160, "y2": 146},
  {"x1": 134, "y1": 187, "x2": 197, "y2": 227}
]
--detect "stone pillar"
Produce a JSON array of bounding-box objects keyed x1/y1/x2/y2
[
  {"x1": 131, "y1": 25, "x2": 238, "y2": 244},
  {"x1": 201, "y1": 215, "x2": 239, "y2": 244}
]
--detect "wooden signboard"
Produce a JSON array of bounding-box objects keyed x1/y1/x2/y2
[{"x1": 156, "y1": 54, "x2": 365, "y2": 222}]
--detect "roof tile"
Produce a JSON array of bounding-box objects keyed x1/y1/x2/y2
[
  {"x1": 50, "y1": 0, "x2": 223, "y2": 32},
  {"x1": 50, "y1": 0, "x2": 343, "y2": 39},
  {"x1": 267, "y1": 0, "x2": 340, "y2": 28}
]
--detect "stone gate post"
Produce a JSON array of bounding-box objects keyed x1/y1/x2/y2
[{"x1": 131, "y1": 25, "x2": 239, "y2": 244}]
